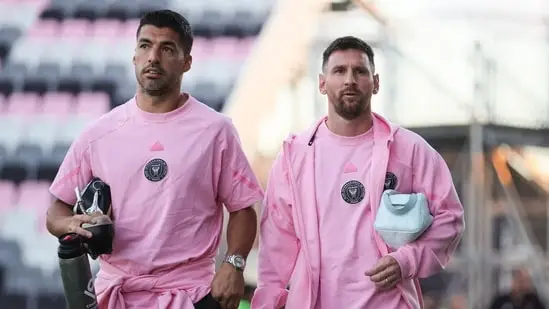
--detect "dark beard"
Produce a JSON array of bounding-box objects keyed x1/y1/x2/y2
[
  {"x1": 333, "y1": 97, "x2": 369, "y2": 120},
  {"x1": 137, "y1": 76, "x2": 172, "y2": 97}
]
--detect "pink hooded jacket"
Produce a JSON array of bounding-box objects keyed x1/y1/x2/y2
[{"x1": 251, "y1": 113, "x2": 465, "y2": 309}]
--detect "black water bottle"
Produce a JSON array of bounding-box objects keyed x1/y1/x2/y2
[{"x1": 58, "y1": 233, "x2": 98, "y2": 309}]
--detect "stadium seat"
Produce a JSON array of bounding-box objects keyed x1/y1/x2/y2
[
  {"x1": 113, "y1": 83, "x2": 135, "y2": 107},
  {"x1": 37, "y1": 293, "x2": 66, "y2": 309},
  {"x1": 194, "y1": 10, "x2": 226, "y2": 38},
  {"x1": 0, "y1": 73, "x2": 17, "y2": 96},
  {"x1": 24, "y1": 117, "x2": 59, "y2": 153},
  {"x1": 59, "y1": 19, "x2": 91, "y2": 39},
  {"x1": 0, "y1": 209, "x2": 38, "y2": 244},
  {"x1": 75, "y1": 91, "x2": 110, "y2": 118},
  {"x1": 105, "y1": 1, "x2": 139, "y2": 21},
  {"x1": 0, "y1": 26, "x2": 21, "y2": 62},
  {"x1": 39, "y1": 38, "x2": 71, "y2": 69},
  {"x1": 27, "y1": 19, "x2": 60, "y2": 38},
  {"x1": 105, "y1": 63, "x2": 129, "y2": 82},
  {"x1": 22, "y1": 75, "x2": 49, "y2": 94},
  {"x1": 0, "y1": 116, "x2": 24, "y2": 153},
  {"x1": 1, "y1": 61, "x2": 28, "y2": 79},
  {"x1": 91, "y1": 76, "x2": 119, "y2": 102},
  {"x1": 18, "y1": 180, "x2": 51, "y2": 210},
  {"x1": 0, "y1": 158, "x2": 29, "y2": 183},
  {"x1": 57, "y1": 69, "x2": 90, "y2": 95},
  {"x1": 73, "y1": 1, "x2": 108, "y2": 21},
  {"x1": 0, "y1": 180, "x2": 16, "y2": 211},
  {"x1": 42, "y1": 92, "x2": 74, "y2": 119},
  {"x1": 0, "y1": 92, "x2": 5, "y2": 110},
  {"x1": 39, "y1": 0, "x2": 78, "y2": 21},
  {"x1": 15, "y1": 143, "x2": 43, "y2": 166},
  {"x1": 5, "y1": 92, "x2": 40, "y2": 116},
  {"x1": 4, "y1": 266, "x2": 45, "y2": 294},
  {"x1": 0, "y1": 143, "x2": 7, "y2": 163},
  {"x1": 9, "y1": 36, "x2": 44, "y2": 68},
  {"x1": 0, "y1": 237, "x2": 23, "y2": 265},
  {"x1": 92, "y1": 19, "x2": 123, "y2": 39},
  {"x1": 36, "y1": 62, "x2": 62, "y2": 82},
  {"x1": 23, "y1": 235, "x2": 59, "y2": 273},
  {"x1": 136, "y1": 1, "x2": 171, "y2": 19},
  {"x1": 211, "y1": 37, "x2": 239, "y2": 61}
]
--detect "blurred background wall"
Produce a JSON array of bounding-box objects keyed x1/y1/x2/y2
[{"x1": 1, "y1": 0, "x2": 549, "y2": 308}]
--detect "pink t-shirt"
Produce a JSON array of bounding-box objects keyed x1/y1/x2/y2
[
  {"x1": 313, "y1": 120, "x2": 407, "y2": 309},
  {"x1": 50, "y1": 95, "x2": 264, "y2": 307}
]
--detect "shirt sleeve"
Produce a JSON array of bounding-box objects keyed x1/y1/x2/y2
[
  {"x1": 216, "y1": 120, "x2": 264, "y2": 212},
  {"x1": 49, "y1": 132, "x2": 94, "y2": 206}
]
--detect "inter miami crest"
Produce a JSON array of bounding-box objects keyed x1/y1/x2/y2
[
  {"x1": 341, "y1": 180, "x2": 365, "y2": 204},
  {"x1": 384, "y1": 172, "x2": 398, "y2": 190},
  {"x1": 144, "y1": 158, "x2": 168, "y2": 182}
]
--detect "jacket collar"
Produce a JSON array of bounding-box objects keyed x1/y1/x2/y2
[{"x1": 303, "y1": 112, "x2": 397, "y2": 146}]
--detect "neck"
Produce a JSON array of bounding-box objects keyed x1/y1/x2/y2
[
  {"x1": 136, "y1": 89, "x2": 186, "y2": 114},
  {"x1": 326, "y1": 110, "x2": 373, "y2": 137}
]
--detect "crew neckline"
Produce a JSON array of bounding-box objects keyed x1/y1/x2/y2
[
  {"x1": 130, "y1": 93, "x2": 195, "y2": 123},
  {"x1": 317, "y1": 119, "x2": 374, "y2": 146}
]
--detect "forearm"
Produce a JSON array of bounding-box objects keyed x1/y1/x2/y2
[
  {"x1": 226, "y1": 206, "x2": 258, "y2": 258},
  {"x1": 389, "y1": 209, "x2": 464, "y2": 279},
  {"x1": 46, "y1": 199, "x2": 73, "y2": 237}
]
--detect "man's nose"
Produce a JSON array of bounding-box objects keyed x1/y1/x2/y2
[
  {"x1": 344, "y1": 71, "x2": 357, "y2": 85},
  {"x1": 147, "y1": 47, "x2": 161, "y2": 63}
]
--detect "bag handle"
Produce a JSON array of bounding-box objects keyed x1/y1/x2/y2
[{"x1": 382, "y1": 190, "x2": 417, "y2": 215}]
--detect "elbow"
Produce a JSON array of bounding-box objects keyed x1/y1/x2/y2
[{"x1": 45, "y1": 208, "x2": 59, "y2": 237}]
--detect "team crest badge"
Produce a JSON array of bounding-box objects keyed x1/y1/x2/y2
[
  {"x1": 144, "y1": 158, "x2": 168, "y2": 182},
  {"x1": 341, "y1": 180, "x2": 365, "y2": 204},
  {"x1": 384, "y1": 172, "x2": 398, "y2": 190}
]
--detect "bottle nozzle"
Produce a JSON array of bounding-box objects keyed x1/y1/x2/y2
[
  {"x1": 86, "y1": 191, "x2": 104, "y2": 215},
  {"x1": 73, "y1": 187, "x2": 86, "y2": 214}
]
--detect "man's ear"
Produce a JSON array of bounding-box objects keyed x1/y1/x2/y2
[
  {"x1": 319, "y1": 73, "x2": 327, "y2": 95},
  {"x1": 183, "y1": 55, "x2": 192, "y2": 73},
  {"x1": 373, "y1": 73, "x2": 380, "y2": 94}
]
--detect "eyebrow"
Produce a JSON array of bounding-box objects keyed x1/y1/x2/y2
[
  {"x1": 138, "y1": 38, "x2": 178, "y2": 48},
  {"x1": 332, "y1": 64, "x2": 368, "y2": 71}
]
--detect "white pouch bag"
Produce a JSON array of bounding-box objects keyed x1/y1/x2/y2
[{"x1": 373, "y1": 190, "x2": 433, "y2": 249}]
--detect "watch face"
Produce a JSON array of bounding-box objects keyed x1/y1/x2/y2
[{"x1": 233, "y1": 256, "x2": 245, "y2": 268}]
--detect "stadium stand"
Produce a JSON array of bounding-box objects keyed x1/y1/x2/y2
[{"x1": 0, "y1": 0, "x2": 272, "y2": 307}]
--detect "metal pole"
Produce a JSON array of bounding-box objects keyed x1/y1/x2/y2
[{"x1": 467, "y1": 121, "x2": 485, "y2": 309}]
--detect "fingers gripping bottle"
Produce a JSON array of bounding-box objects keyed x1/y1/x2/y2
[
  {"x1": 57, "y1": 178, "x2": 114, "y2": 309},
  {"x1": 58, "y1": 233, "x2": 98, "y2": 309}
]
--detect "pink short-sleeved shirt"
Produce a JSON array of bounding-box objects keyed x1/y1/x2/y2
[{"x1": 50, "y1": 95, "x2": 264, "y2": 305}]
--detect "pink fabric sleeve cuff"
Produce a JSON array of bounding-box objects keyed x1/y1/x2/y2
[
  {"x1": 251, "y1": 287, "x2": 289, "y2": 309},
  {"x1": 49, "y1": 185, "x2": 77, "y2": 206},
  {"x1": 388, "y1": 247, "x2": 413, "y2": 280}
]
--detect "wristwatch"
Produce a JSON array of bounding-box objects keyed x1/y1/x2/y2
[{"x1": 224, "y1": 254, "x2": 246, "y2": 271}]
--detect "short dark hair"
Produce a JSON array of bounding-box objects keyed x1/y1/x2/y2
[
  {"x1": 322, "y1": 36, "x2": 375, "y2": 71},
  {"x1": 137, "y1": 10, "x2": 193, "y2": 55}
]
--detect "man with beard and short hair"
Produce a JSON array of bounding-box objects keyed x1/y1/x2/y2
[
  {"x1": 251, "y1": 36, "x2": 464, "y2": 309},
  {"x1": 46, "y1": 10, "x2": 262, "y2": 309}
]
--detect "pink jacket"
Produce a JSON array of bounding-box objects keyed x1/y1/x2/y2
[{"x1": 251, "y1": 113, "x2": 465, "y2": 309}]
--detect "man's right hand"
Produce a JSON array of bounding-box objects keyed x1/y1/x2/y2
[{"x1": 64, "y1": 214, "x2": 95, "y2": 238}]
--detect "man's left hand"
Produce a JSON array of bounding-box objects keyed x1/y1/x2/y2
[
  {"x1": 211, "y1": 262, "x2": 245, "y2": 309},
  {"x1": 365, "y1": 255, "x2": 402, "y2": 290}
]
